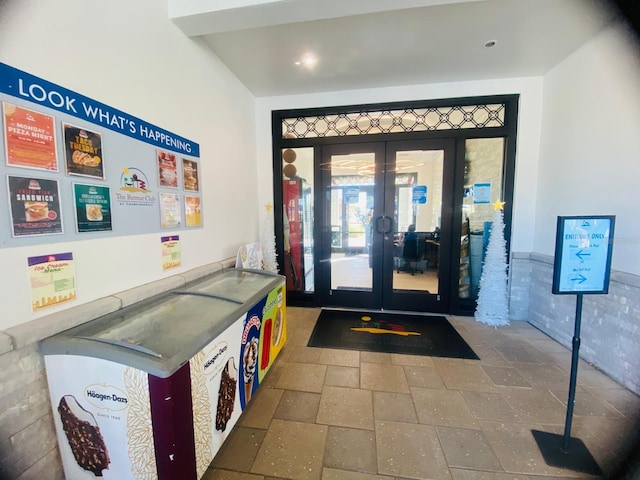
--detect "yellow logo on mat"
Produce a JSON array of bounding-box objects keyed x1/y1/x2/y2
[{"x1": 351, "y1": 317, "x2": 421, "y2": 336}]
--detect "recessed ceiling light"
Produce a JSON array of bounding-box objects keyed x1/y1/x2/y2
[
  {"x1": 295, "y1": 53, "x2": 318, "y2": 68},
  {"x1": 484, "y1": 40, "x2": 497, "y2": 48}
]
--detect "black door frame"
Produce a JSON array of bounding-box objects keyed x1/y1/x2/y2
[{"x1": 272, "y1": 94, "x2": 519, "y2": 315}]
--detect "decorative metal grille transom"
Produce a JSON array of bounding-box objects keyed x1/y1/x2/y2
[{"x1": 282, "y1": 104, "x2": 506, "y2": 138}]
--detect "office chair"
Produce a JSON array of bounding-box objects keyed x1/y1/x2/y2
[{"x1": 402, "y1": 236, "x2": 422, "y2": 275}]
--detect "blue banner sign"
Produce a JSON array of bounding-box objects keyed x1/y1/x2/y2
[
  {"x1": 552, "y1": 215, "x2": 615, "y2": 294},
  {"x1": 412, "y1": 185, "x2": 427, "y2": 204},
  {"x1": 0, "y1": 63, "x2": 199, "y2": 157}
]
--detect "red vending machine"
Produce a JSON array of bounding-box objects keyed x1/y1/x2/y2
[{"x1": 283, "y1": 178, "x2": 304, "y2": 291}]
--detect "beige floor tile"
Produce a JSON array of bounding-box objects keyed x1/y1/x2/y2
[
  {"x1": 322, "y1": 467, "x2": 394, "y2": 480},
  {"x1": 238, "y1": 388, "x2": 283, "y2": 429},
  {"x1": 275, "y1": 361, "x2": 327, "y2": 393},
  {"x1": 202, "y1": 469, "x2": 264, "y2": 480},
  {"x1": 403, "y1": 365, "x2": 445, "y2": 388},
  {"x1": 461, "y1": 390, "x2": 521, "y2": 423},
  {"x1": 494, "y1": 345, "x2": 545, "y2": 364},
  {"x1": 360, "y1": 362, "x2": 410, "y2": 392},
  {"x1": 324, "y1": 426, "x2": 377, "y2": 473},
  {"x1": 584, "y1": 387, "x2": 640, "y2": 418},
  {"x1": 273, "y1": 390, "x2": 321, "y2": 423},
  {"x1": 360, "y1": 351, "x2": 392, "y2": 364},
  {"x1": 501, "y1": 389, "x2": 567, "y2": 425},
  {"x1": 287, "y1": 327, "x2": 314, "y2": 346},
  {"x1": 577, "y1": 367, "x2": 627, "y2": 389},
  {"x1": 391, "y1": 353, "x2": 435, "y2": 366},
  {"x1": 449, "y1": 469, "x2": 528, "y2": 479},
  {"x1": 469, "y1": 346, "x2": 512, "y2": 367},
  {"x1": 375, "y1": 420, "x2": 451, "y2": 479},
  {"x1": 433, "y1": 358, "x2": 496, "y2": 392},
  {"x1": 319, "y1": 348, "x2": 360, "y2": 367},
  {"x1": 259, "y1": 363, "x2": 284, "y2": 389},
  {"x1": 479, "y1": 421, "x2": 591, "y2": 477},
  {"x1": 250, "y1": 419, "x2": 327, "y2": 480},
  {"x1": 548, "y1": 389, "x2": 620, "y2": 417},
  {"x1": 373, "y1": 391, "x2": 418, "y2": 423},
  {"x1": 411, "y1": 387, "x2": 480, "y2": 429},
  {"x1": 288, "y1": 345, "x2": 323, "y2": 363},
  {"x1": 211, "y1": 426, "x2": 267, "y2": 472},
  {"x1": 325, "y1": 365, "x2": 360, "y2": 388},
  {"x1": 436, "y1": 426, "x2": 503, "y2": 471},
  {"x1": 512, "y1": 364, "x2": 570, "y2": 390},
  {"x1": 316, "y1": 385, "x2": 374, "y2": 430},
  {"x1": 481, "y1": 366, "x2": 532, "y2": 388}
]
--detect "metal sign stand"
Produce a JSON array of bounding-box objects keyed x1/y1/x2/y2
[
  {"x1": 532, "y1": 215, "x2": 615, "y2": 476},
  {"x1": 562, "y1": 292, "x2": 582, "y2": 453}
]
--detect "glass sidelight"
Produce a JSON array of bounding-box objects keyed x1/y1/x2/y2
[
  {"x1": 459, "y1": 138, "x2": 506, "y2": 302},
  {"x1": 282, "y1": 147, "x2": 314, "y2": 293}
]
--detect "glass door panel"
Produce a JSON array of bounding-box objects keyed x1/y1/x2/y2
[
  {"x1": 319, "y1": 140, "x2": 453, "y2": 313},
  {"x1": 391, "y1": 150, "x2": 443, "y2": 297},
  {"x1": 329, "y1": 153, "x2": 375, "y2": 292}
]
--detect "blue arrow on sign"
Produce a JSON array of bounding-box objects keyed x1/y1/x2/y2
[
  {"x1": 570, "y1": 274, "x2": 587, "y2": 284},
  {"x1": 575, "y1": 250, "x2": 591, "y2": 261}
]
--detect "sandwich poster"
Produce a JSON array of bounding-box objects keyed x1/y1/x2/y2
[
  {"x1": 8, "y1": 175, "x2": 63, "y2": 236},
  {"x1": 3, "y1": 102, "x2": 58, "y2": 171},
  {"x1": 63, "y1": 123, "x2": 104, "y2": 179},
  {"x1": 28, "y1": 252, "x2": 76, "y2": 311}
]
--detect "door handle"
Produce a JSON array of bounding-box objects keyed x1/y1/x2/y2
[
  {"x1": 382, "y1": 216, "x2": 393, "y2": 234},
  {"x1": 375, "y1": 216, "x2": 393, "y2": 234}
]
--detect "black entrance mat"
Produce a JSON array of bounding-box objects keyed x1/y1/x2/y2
[{"x1": 308, "y1": 309, "x2": 479, "y2": 359}]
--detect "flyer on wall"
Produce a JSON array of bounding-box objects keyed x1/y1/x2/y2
[
  {"x1": 161, "y1": 235, "x2": 181, "y2": 270},
  {"x1": 63, "y1": 123, "x2": 104, "y2": 179},
  {"x1": 28, "y1": 252, "x2": 76, "y2": 311},
  {"x1": 73, "y1": 183, "x2": 112, "y2": 232},
  {"x1": 185, "y1": 195, "x2": 201, "y2": 227},
  {"x1": 3, "y1": 101, "x2": 58, "y2": 171},
  {"x1": 182, "y1": 159, "x2": 199, "y2": 191},
  {"x1": 159, "y1": 192, "x2": 181, "y2": 228},
  {"x1": 157, "y1": 149, "x2": 178, "y2": 188},
  {"x1": 8, "y1": 175, "x2": 63, "y2": 236}
]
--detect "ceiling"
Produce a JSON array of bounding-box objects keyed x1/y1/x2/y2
[{"x1": 169, "y1": 0, "x2": 622, "y2": 97}]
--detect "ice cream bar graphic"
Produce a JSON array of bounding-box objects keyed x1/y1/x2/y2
[
  {"x1": 261, "y1": 319, "x2": 272, "y2": 370},
  {"x1": 243, "y1": 337, "x2": 259, "y2": 404},
  {"x1": 215, "y1": 357, "x2": 237, "y2": 431},
  {"x1": 57, "y1": 394, "x2": 110, "y2": 476}
]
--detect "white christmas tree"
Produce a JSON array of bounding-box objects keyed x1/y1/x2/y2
[
  {"x1": 475, "y1": 200, "x2": 510, "y2": 327},
  {"x1": 262, "y1": 203, "x2": 278, "y2": 273}
]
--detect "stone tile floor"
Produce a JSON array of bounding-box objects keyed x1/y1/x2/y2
[{"x1": 203, "y1": 307, "x2": 640, "y2": 480}]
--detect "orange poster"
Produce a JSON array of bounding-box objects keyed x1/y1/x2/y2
[{"x1": 3, "y1": 102, "x2": 58, "y2": 171}]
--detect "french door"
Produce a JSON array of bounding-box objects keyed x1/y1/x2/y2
[{"x1": 318, "y1": 139, "x2": 455, "y2": 312}]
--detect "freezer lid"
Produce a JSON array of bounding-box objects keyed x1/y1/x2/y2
[
  {"x1": 41, "y1": 293, "x2": 243, "y2": 376},
  {"x1": 179, "y1": 268, "x2": 283, "y2": 303}
]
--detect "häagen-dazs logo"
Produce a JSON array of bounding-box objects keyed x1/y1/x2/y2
[
  {"x1": 116, "y1": 167, "x2": 156, "y2": 206},
  {"x1": 85, "y1": 383, "x2": 129, "y2": 411},
  {"x1": 203, "y1": 341, "x2": 229, "y2": 377}
]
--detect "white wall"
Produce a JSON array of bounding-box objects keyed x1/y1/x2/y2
[
  {"x1": 536, "y1": 21, "x2": 640, "y2": 275},
  {"x1": 256, "y1": 76, "x2": 544, "y2": 254},
  {"x1": 0, "y1": 0, "x2": 258, "y2": 329}
]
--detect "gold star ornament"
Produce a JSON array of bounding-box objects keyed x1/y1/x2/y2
[
  {"x1": 492, "y1": 199, "x2": 506, "y2": 210},
  {"x1": 265, "y1": 203, "x2": 273, "y2": 212}
]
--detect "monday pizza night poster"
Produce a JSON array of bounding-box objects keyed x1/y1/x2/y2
[{"x1": 3, "y1": 102, "x2": 58, "y2": 171}]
